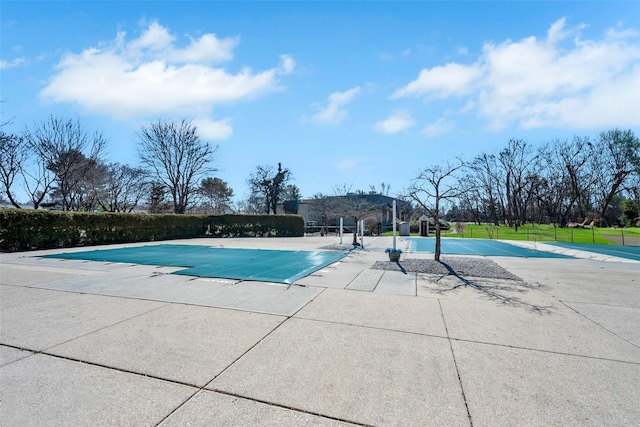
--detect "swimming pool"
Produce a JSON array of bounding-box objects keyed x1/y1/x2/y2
[
  {"x1": 407, "y1": 238, "x2": 572, "y2": 258},
  {"x1": 43, "y1": 244, "x2": 348, "y2": 284},
  {"x1": 548, "y1": 242, "x2": 640, "y2": 261}
]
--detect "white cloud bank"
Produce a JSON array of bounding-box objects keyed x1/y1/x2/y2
[
  {"x1": 40, "y1": 21, "x2": 295, "y2": 139},
  {"x1": 311, "y1": 86, "x2": 361, "y2": 125},
  {"x1": 375, "y1": 110, "x2": 415, "y2": 134},
  {"x1": 392, "y1": 18, "x2": 640, "y2": 130}
]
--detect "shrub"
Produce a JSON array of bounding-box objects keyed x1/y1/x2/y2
[{"x1": 0, "y1": 209, "x2": 304, "y2": 252}]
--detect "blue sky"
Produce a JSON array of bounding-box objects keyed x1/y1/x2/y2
[{"x1": 2, "y1": 1, "x2": 639, "y2": 205}]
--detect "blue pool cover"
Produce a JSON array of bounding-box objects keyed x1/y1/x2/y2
[
  {"x1": 548, "y1": 242, "x2": 640, "y2": 261},
  {"x1": 408, "y1": 238, "x2": 572, "y2": 258},
  {"x1": 43, "y1": 245, "x2": 348, "y2": 284}
]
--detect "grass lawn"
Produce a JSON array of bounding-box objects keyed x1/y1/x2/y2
[{"x1": 386, "y1": 224, "x2": 640, "y2": 245}]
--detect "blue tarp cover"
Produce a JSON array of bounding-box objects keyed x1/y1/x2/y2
[
  {"x1": 43, "y1": 245, "x2": 348, "y2": 284},
  {"x1": 548, "y1": 242, "x2": 640, "y2": 261},
  {"x1": 408, "y1": 238, "x2": 572, "y2": 258}
]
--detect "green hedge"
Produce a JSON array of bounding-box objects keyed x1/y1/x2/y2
[{"x1": 0, "y1": 209, "x2": 304, "y2": 252}]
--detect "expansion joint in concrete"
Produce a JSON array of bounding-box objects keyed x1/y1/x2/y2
[{"x1": 438, "y1": 299, "x2": 474, "y2": 427}]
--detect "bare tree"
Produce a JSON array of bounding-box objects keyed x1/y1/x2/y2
[
  {"x1": 306, "y1": 192, "x2": 333, "y2": 229},
  {"x1": 467, "y1": 153, "x2": 504, "y2": 226},
  {"x1": 98, "y1": 163, "x2": 149, "y2": 212},
  {"x1": 498, "y1": 139, "x2": 541, "y2": 227},
  {"x1": 624, "y1": 172, "x2": 640, "y2": 205},
  {"x1": 407, "y1": 160, "x2": 464, "y2": 261},
  {"x1": 558, "y1": 136, "x2": 595, "y2": 222},
  {"x1": 332, "y1": 183, "x2": 353, "y2": 196},
  {"x1": 24, "y1": 116, "x2": 107, "y2": 211},
  {"x1": 237, "y1": 193, "x2": 264, "y2": 214},
  {"x1": 369, "y1": 182, "x2": 391, "y2": 196},
  {"x1": 247, "y1": 163, "x2": 291, "y2": 214},
  {"x1": 534, "y1": 137, "x2": 595, "y2": 226},
  {"x1": 20, "y1": 149, "x2": 54, "y2": 209},
  {"x1": 334, "y1": 196, "x2": 377, "y2": 245},
  {"x1": 589, "y1": 129, "x2": 640, "y2": 225},
  {"x1": 0, "y1": 106, "x2": 51, "y2": 209},
  {"x1": 138, "y1": 119, "x2": 218, "y2": 214},
  {"x1": 456, "y1": 173, "x2": 483, "y2": 224},
  {"x1": 75, "y1": 158, "x2": 109, "y2": 211},
  {"x1": 0, "y1": 129, "x2": 28, "y2": 208}
]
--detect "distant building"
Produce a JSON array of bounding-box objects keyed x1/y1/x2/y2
[{"x1": 278, "y1": 193, "x2": 411, "y2": 233}]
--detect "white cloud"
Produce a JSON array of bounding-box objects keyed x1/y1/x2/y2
[
  {"x1": 605, "y1": 27, "x2": 640, "y2": 40},
  {"x1": 391, "y1": 62, "x2": 483, "y2": 100},
  {"x1": 379, "y1": 52, "x2": 394, "y2": 61},
  {"x1": 40, "y1": 21, "x2": 291, "y2": 121},
  {"x1": 375, "y1": 110, "x2": 415, "y2": 134},
  {"x1": 333, "y1": 156, "x2": 366, "y2": 170},
  {"x1": 169, "y1": 33, "x2": 239, "y2": 64},
  {"x1": 392, "y1": 18, "x2": 640, "y2": 130},
  {"x1": 312, "y1": 86, "x2": 361, "y2": 125},
  {"x1": 128, "y1": 21, "x2": 175, "y2": 53},
  {"x1": 421, "y1": 118, "x2": 454, "y2": 137},
  {"x1": 546, "y1": 17, "x2": 570, "y2": 45},
  {"x1": 279, "y1": 54, "x2": 295, "y2": 74},
  {"x1": 192, "y1": 117, "x2": 233, "y2": 140},
  {"x1": 124, "y1": 21, "x2": 238, "y2": 64},
  {"x1": 0, "y1": 57, "x2": 25, "y2": 69}
]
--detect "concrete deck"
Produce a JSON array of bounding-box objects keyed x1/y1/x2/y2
[{"x1": 1, "y1": 236, "x2": 639, "y2": 426}]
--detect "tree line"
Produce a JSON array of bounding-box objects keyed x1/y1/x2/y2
[
  {"x1": 2, "y1": 113, "x2": 638, "y2": 229},
  {"x1": 0, "y1": 116, "x2": 235, "y2": 214},
  {"x1": 453, "y1": 130, "x2": 639, "y2": 228},
  {"x1": 402, "y1": 130, "x2": 639, "y2": 260}
]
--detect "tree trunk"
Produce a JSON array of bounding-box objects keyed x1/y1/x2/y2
[{"x1": 434, "y1": 220, "x2": 441, "y2": 261}]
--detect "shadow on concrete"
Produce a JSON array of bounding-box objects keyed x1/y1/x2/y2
[
  {"x1": 394, "y1": 260, "x2": 408, "y2": 274},
  {"x1": 434, "y1": 261, "x2": 554, "y2": 315}
]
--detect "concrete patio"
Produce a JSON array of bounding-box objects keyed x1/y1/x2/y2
[{"x1": 1, "y1": 236, "x2": 639, "y2": 426}]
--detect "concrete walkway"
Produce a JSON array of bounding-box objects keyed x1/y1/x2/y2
[{"x1": 1, "y1": 236, "x2": 639, "y2": 426}]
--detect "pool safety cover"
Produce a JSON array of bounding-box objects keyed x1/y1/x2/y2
[
  {"x1": 43, "y1": 245, "x2": 348, "y2": 284},
  {"x1": 548, "y1": 242, "x2": 640, "y2": 261},
  {"x1": 408, "y1": 238, "x2": 572, "y2": 258}
]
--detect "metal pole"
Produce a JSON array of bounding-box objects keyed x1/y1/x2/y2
[
  {"x1": 392, "y1": 200, "x2": 397, "y2": 250},
  {"x1": 339, "y1": 217, "x2": 343, "y2": 244}
]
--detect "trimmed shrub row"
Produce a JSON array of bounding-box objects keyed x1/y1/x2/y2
[{"x1": 0, "y1": 209, "x2": 305, "y2": 252}]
